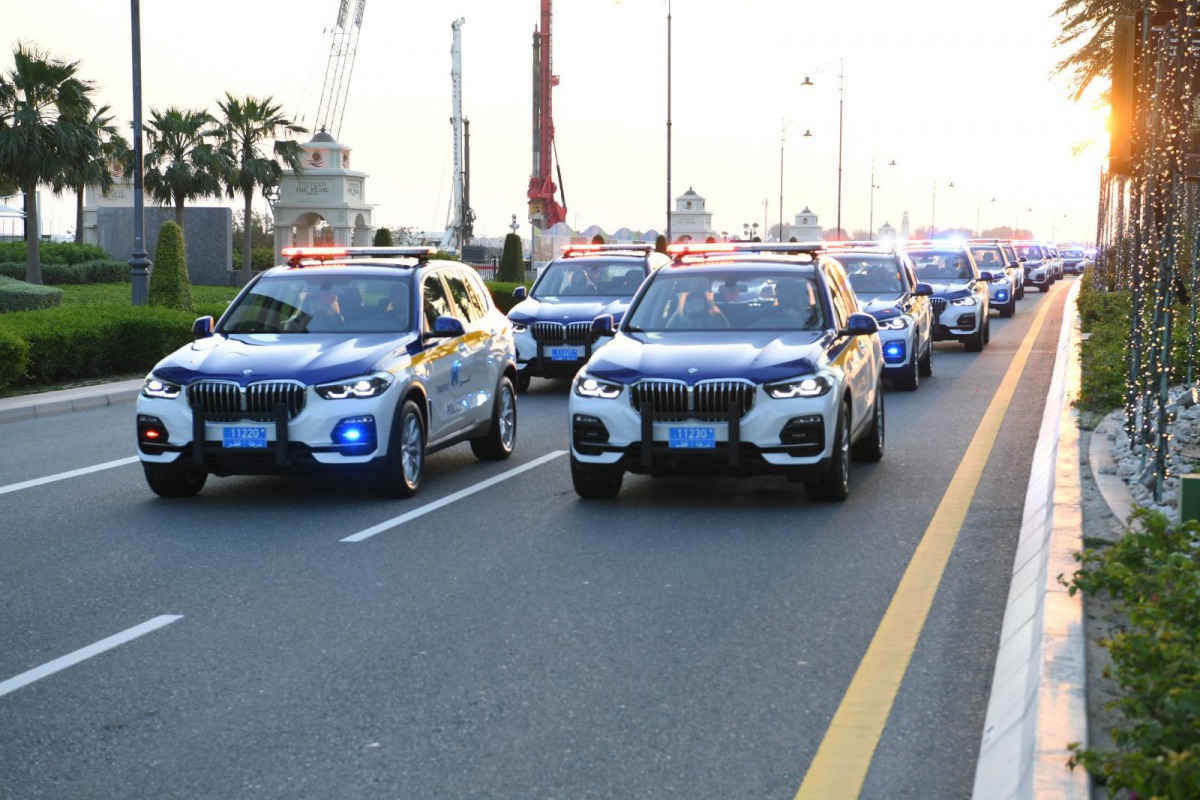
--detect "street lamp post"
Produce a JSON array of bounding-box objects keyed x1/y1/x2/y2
[
  {"x1": 801, "y1": 59, "x2": 843, "y2": 240},
  {"x1": 128, "y1": 0, "x2": 151, "y2": 306},
  {"x1": 780, "y1": 119, "x2": 812, "y2": 243},
  {"x1": 665, "y1": 0, "x2": 672, "y2": 245},
  {"x1": 743, "y1": 222, "x2": 759, "y2": 241},
  {"x1": 931, "y1": 179, "x2": 954, "y2": 238}
]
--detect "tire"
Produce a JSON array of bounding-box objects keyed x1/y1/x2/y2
[
  {"x1": 571, "y1": 455, "x2": 623, "y2": 499},
  {"x1": 471, "y1": 376, "x2": 517, "y2": 461},
  {"x1": 143, "y1": 462, "x2": 207, "y2": 498},
  {"x1": 984, "y1": 317, "x2": 991, "y2": 344},
  {"x1": 965, "y1": 321, "x2": 986, "y2": 352},
  {"x1": 1000, "y1": 296, "x2": 1015, "y2": 318},
  {"x1": 516, "y1": 371, "x2": 532, "y2": 393},
  {"x1": 1039, "y1": 283, "x2": 1050, "y2": 293},
  {"x1": 852, "y1": 385, "x2": 885, "y2": 462},
  {"x1": 374, "y1": 399, "x2": 425, "y2": 499},
  {"x1": 895, "y1": 354, "x2": 919, "y2": 391},
  {"x1": 918, "y1": 338, "x2": 933, "y2": 377},
  {"x1": 805, "y1": 401, "x2": 851, "y2": 502}
]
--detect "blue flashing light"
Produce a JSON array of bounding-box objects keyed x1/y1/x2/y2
[
  {"x1": 331, "y1": 415, "x2": 377, "y2": 449},
  {"x1": 883, "y1": 340, "x2": 906, "y2": 364},
  {"x1": 996, "y1": 290, "x2": 1009, "y2": 302}
]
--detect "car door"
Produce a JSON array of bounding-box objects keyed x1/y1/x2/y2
[
  {"x1": 419, "y1": 270, "x2": 471, "y2": 438},
  {"x1": 824, "y1": 263, "x2": 875, "y2": 436},
  {"x1": 902, "y1": 259, "x2": 931, "y2": 352},
  {"x1": 442, "y1": 267, "x2": 492, "y2": 427}
]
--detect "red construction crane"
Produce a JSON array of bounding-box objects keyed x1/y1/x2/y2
[{"x1": 527, "y1": 0, "x2": 567, "y2": 231}]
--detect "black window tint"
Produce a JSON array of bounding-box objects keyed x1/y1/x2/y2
[
  {"x1": 443, "y1": 271, "x2": 483, "y2": 324},
  {"x1": 458, "y1": 269, "x2": 491, "y2": 319}
]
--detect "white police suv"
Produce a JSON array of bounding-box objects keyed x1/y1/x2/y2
[
  {"x1": 902, "y1": 241, "x2": 995, "y2": 352},
  {"x1": 1014, "y1": 241, "x2": 1052, "y2": 292},
  {"x1": 508, "y1": 244, "x2": 670, "y2": 392},
  {"x1": 569, "y1": 242, "x2": 885, "y2": 501},
  {"x1": 136, "y1": 247, "x2": 518, "y2": 499},
  {"x1": 826, "y1": 242, "x2": 934, "y2": 391}
]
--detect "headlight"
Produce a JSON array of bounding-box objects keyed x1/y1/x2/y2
[
  {"x1": 315, "y1": 373, "x2": 394, "y2": 400},
  {"x1": 573, "y1": 374, "x2": 622, "y2": 399},
  {"x1": 951, "y1": 296, "x2": 979, "y2": 307},
  {"x1": 511, "y1": 321, "x2": 528, "y2": 333},
  {"x1": 765, "y1": 374, "x2": 833, "y2": 399},
  {"x1": 142, "y1": 376, "x2": 181, "y2": 399},
  {"x1": 876, "y1": 315, "x2": 911, "y2": 330}
]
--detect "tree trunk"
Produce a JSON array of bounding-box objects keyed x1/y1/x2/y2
[
  {"x1": 240, "y1": 190, "x2": 254, "y2": 286},
  {"x1": 75, "y1": 187, "x2": 84, "y2": 244},
  {"x1": 175, "y1": 193, "x2": 185, "y2": 230},
  {"x1": 23, "y1": 184, "x2": 42, "y2": 285}
]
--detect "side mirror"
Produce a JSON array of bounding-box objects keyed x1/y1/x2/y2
[
  {"x1": 192, "y1": 316, "x2": 215, "y2": 338},
  {"x1": 422, "y1": 315, "x2": 466, "y2": 341},
  {"x1": 591, "y1": 314, "x2": 615, "y2": 337},
  {"x1": 977, "y1": 271, "x2": 995, "y2": 282},
  {"x1": 840, "y1": 312, "x2": 879, "y2": 337},
  {"x1": 512, "y1": 286, "x2": 528, "y2": 301},
  {"x1": 913, "y1": 282, "x2": 933, "y2": 297}
]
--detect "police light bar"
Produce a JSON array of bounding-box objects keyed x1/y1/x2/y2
[
  {"x1": 667, "y1": 242, "x2": 824, "y2": 257},
  {"x1": 823, "y1": 240, "x2": 897, "y2": 251},
  {"x1": 282, "y1": 246, "x2": 436, "y2": 266},
  {"x1": 561, "y1": 243, "x2": 654, "y2": 255}
]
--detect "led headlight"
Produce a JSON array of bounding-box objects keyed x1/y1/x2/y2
[
  {"x1": 511, "y1": 321, "x2": 528, "y2": 333},
  {"x1": 765, "y1": 374, "x2": 833, "y2": 399},
  {"x1": 315, "y1": 373, "x2": 394, "y2": 400},
  {"x1": 573, "y1": 373, "x2": 622, "y2": 399},
  {"x1": 141, "y1": 376, "x2": 182, "y2": 399},
  {"x1": 951, "y1": 296, "x2": 979, "y2": 307},
  {"x1": 876, "y1": 315, "x2": 911, "y2": 330}
]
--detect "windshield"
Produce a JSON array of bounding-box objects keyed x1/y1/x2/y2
[
  {"x1": 219, "y1": 274, "x2": 414, "y2": 334},
  {"x1": 832, "y1": 254, "x2": 904, "y2": 294},
  {"x1": 625, "y1": 269, "x2": 826, "y2": 332},
  {"x1": 908, "y1": 252, "x2": 973, "y2": 281},
  {"x1": 1014, "y1": 244, "x2": 1044, "y2": 260},
  {"x1": 968, "y1": 246, "x2": 1005, "y2": 270},
  {"x1": 533, "y1": 259, "x2": 646, "y2": 298}
]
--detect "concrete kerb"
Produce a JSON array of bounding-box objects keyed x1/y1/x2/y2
[
  {"x1": 973, "y1": 279, "x2": 1090, "y2": 800},
  {"x1": 0, "y1": 378, "x2": 144, "y2": 424}
]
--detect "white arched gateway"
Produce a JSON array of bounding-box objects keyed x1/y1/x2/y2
[{"x1": 271, "y1": 131, "x2": 374, "y2": 263}]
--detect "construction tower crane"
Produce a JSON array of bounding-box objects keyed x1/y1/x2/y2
[
  {"x1": 442, "y1": 18, "x2": 474, "y2": 253},
  {"x1": 314, "y1": 0, "x2": 366, "y2": 140},
  {"x1": 527, "y1": 0, "x2": 567, "y2": 231}
]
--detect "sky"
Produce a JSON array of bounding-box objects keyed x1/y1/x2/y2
[{"x1": 4, "y1": 0, "x2": 1107, "y2": 246}]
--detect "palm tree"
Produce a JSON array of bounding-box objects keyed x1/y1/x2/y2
[
  {"x1": 58, "y1": 104, "x2": 129, "y2": 243},
  {"x1": 214, "y1": 93, "x2": 306, "y2": 285},
  {"x1": 140, "y1": 106, "x2": 229, "y2": 230},
  {"x1": 0, "y1": 42, "x2": 99, "y2": 284},
  {"x1": 1052, "y1": 1, "x2": 1166, "y2": 100}
]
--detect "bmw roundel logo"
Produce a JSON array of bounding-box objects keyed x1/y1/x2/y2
[
  {"x1": 687, "y1": 367, "x2": 699, "y2": 375},
  {"x1": 242, "y1": 369, "x2": 254, "y2": 376}
]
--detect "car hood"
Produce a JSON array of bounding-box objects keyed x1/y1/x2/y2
[
  {"x1": 151, "y1": 332, "x2": 419, "y2": 387},
  {"x1": 586, "y1": 330, "x2": 836, "y2": 384},
  {"x1": 921, "y1": 281, "x2": 974, "y2": 300},
  {"x1": 508, "y1": 297, "x2": 630, "y2": 325},
  {"x1": 857, "y1": 294, "x2": 904, "y2": 318}
]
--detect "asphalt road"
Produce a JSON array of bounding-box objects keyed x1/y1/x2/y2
[{"x1": 0, "y1": 282, "x2": 1068, "y2": 799}]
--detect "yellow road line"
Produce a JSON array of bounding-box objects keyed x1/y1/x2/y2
[{"x1": 795, "y1": 283, "x2": 1063, "y2": 799}]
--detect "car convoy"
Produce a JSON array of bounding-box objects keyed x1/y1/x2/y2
[{"x1": 136, "y1": 238, "x2": 1070, "y2": 501}]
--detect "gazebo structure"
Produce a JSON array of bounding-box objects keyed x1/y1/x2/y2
[{"x1": 271, "y1": 131, "x2": 374, "y2": 263}]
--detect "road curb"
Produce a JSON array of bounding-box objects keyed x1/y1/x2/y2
[
  {"x1": 0, "y1": 378, "x2": 143, "y2": 424},
  {"x1": 1087, "y1": 411, "x2": 1136, "y2": 525},
  {"x1": 972, "y1": 279, "x2": 1090, "y2": 799}
]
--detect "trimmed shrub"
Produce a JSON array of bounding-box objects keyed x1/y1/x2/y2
[
  {"x1": 0, "y1": 325, "x2": 29, "y2": 389},
  {"x1": 655, "y1": 234, "x2": 667, "y2": 254},
  {"x1": 231, "y1": 245, "x2": 276, "y2": 271},
  {"x1": 0, "y1": 277, "x2": 64, "y2": 313},
  {"x1": 591, "y1": 233, "x2": 605, "y2": 245},
  {"x1": 497, "y1": 232, "x2": 524, "y2": 283},
  {"x1": 149, "y1": 221, "x2": 194, "y2": 313},
  {"x1": 0, "y1": 305, "x2": 198, "y2": 387},
  {"x1": 0, "y1": 260, "x2": 128, "y2": 285},
  {"x1": 373, "y1": 228, "x2": 394, "y2": 246}
]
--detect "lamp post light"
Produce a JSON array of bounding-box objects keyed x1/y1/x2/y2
[
  {"x1": 976, "y1": 195, "x2": 995, "y2": 237},
  {"x1": 128, "y1": 0, "x2": 151, "y2": 305},
  {"x1": 743, "y1": 222, "x2": 759, "y2": 241},
  {"x1": 801, "y1": 59, "x2": 843, "y2": 240},
  {"x1": 779, "y1": 119, "x2": 812, "y2": 243},
  {"x1": 868, "y1": 156, "x2": 895, "y2": 241},
  {"x1": 665, "y1": 0, "x2": 672, "y2": 245},
  {"x1": 931, "y1": 179, "x2": 954, "y2": 238}
]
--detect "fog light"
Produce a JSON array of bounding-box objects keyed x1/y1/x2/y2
[
  {"x1": 331, "y1": 415, "x2": 377, "y2": 449},
  {"x1": 882, "y1": 340, "x2": 906, "y2": 364}
]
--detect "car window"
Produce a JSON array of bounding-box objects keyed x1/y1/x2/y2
[
  {"x1": 909, "y1": 252, "x2": 973, "y2": 281},
  {"x1": 422, "y1": 273, "x2": 455, "y2": 330},
  {"x1": 219, "y1": 274, "x2": 415, "y2": 334},
  {"x1": 968, "y1": 246, "x2": 1004, "y2": 268},
  {"x1": 534, "y1": 259, "x2": 646, "y2": 298},
  {"x1": 824, "y1": 267, "x2": 853, "y2": 330},
  {"x1": 1015, "y1": 244, "x2": 1043, "y2": 259},
  {"x1": 833, "y1": 255, "x2": 904, "y2": 294},
  {"x1": 443, "y1": 270, "x2": 486, "y2": 324}
]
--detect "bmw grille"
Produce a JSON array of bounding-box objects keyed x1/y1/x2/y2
[
  {"x1": 630, "y1": 379, "x2": 756, "y2": 421},
  {"x1": 187, "y1": 380, "x2": 307, "y2": 422}
]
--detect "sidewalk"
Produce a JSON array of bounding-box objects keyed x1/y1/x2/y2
[{"x1": 0, "y1": 378, "x2": 144, "y2": 424}]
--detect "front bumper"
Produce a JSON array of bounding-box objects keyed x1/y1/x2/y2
[{"x1": 514, "y1": 329, "x2": 601, "y2": 379}]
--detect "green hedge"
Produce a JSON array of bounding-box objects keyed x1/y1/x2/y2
[
  {"x1": 0, "y1": 305, "x2": 198, "y2": 389},
  {"x1": 0, "y1": 259, "x2": 129, "y2": 285},
  {"x1": 0, "y1": 241, "x2": 110, "y2": 265},
  {"x1": 484, "y1": 281, "x2": 530, "y2": 315},
  {"x1": 0, "y1": 277, "x2": 64, "y2": 313},
  {"x1": 1068, "y1": 508, "x2": 1200, "y2": 795}
]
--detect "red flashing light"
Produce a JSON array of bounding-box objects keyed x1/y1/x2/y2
[
  {"x1": 666, "y1": 243, "x2": 739, "y2": 255},
  {"x1": 144, "y1": 429, "x2": 161, "y2": 440},
  {"x1": 282, "y1": 247, "x2": 349, "y2": 259}
]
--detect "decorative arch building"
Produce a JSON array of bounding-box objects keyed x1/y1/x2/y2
[
  {"x1": 669, "y1": 187, "x2": 715, "y2": 243},
  {"x1": 271, "y1": 131, "x2": 374, "y2": 263}
]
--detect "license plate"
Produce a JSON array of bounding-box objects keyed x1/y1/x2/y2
[
  {"x1": 669, "y1": 426, "x2": 716, "y2": 449},
  {"x1": 222, "y1": 426, "x2": 268, "y2": 448},
  {"x1": 549, "y1": 346, "x2": 583, "y2": 361}
]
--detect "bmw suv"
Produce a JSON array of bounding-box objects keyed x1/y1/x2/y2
[
  {"x1": 826, "y1": 242, "x2": 934, "y2": 391},
  {"x1": 136, "y1": 247, "x2": 518, "y2": 499},
  {"x1": 902, "y1": 241, "x2": 994, "y2": 351},
  {"x1": 568, "y1": 242, "x2": 885, "y2": 502},
  {"x1": 508, "y1": 244, "x2": 670, "y2": 392}
]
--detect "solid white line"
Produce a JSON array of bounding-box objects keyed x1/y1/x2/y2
[
  {"x1": 0, "y1": 456, "x2": 140, "y2": 496},
  {"x1": 0, "y1": 615, "x2": 183, "y2": 698},
  {"x1": 342, "y1": 450, "x2": 568, "y2": 542}
]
